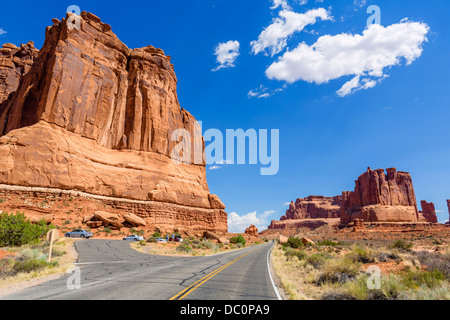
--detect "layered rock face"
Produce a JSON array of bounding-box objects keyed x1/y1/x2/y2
[
  {"x1": 0, "y1": 41, "x2": 39, "y2": 104},
  {"x1": 419, "y1": 201, "x2": 438, "y2": 223},
  {"x1": 268, "y1": 195, "x2": 342, "y2": 230},
  {"x1": 282, "y1": 196, "x2": 343, "y2": 220},
  {"x1": 340, "y1": 168, "x2": 419, "y2": 225},
  {"x1": 0, "y1": 12, "x2": 227, "y2": 233}
]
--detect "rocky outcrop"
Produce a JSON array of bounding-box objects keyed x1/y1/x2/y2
[
  {"x1": 419, "y1": 201, "x2": 438, "y2": 223},
  {"x1": 0, "y1": 41, "x2": 39, "y2": 105},
  {"x1": 340, "y1": 168, "x2": 419, "y2": 225},
  {"x1": 0, "y1": 12, "x2": 227, "y2": 233},
  {"x1": 267, "y1": 195, "x2": 342, "y2": 230},
  {"x1": 282, "y1": 196, "x2": 343, "y2": 220},
  {"x1": 245, "y1": 225, "x2": 258, "y2": 237}
]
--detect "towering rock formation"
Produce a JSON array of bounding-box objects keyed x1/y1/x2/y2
[
  {"x1": 419, "y1": 201, "x2": 438, "y2": 223},
  {"x1": 340, "y1": 168, "x2": 419, "y2": 225},
  {"x1": 0, "y1": 12, "x2": 227, "y2": 233}
]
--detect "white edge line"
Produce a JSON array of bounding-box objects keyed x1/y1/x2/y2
[{"x1": 267, "y1": 242, "x2": 282, "y2": 300}]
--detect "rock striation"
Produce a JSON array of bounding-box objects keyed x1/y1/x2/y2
[
  {"x1": 0, "y1": 12, "x2": 227, "y2": 233},
  {"x1": 282, "y1": 196, "x2": 343, "y2": 220},
  {"x1": 340, "y1": 168, "x2": 419, "y2": 225},
  {"x1": 419, "y1": 201, "x2": 438, "y2": 223},
  {"x1": 0, "y1": 41, "x2": 39, "y2": 104},
  {"x1": 267, "y1": 195, "x2": 342, "y2": 230}
]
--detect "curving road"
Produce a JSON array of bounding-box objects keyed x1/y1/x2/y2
[{"x1": 1, "y1": 240, "x2": 281, "y2": 300}]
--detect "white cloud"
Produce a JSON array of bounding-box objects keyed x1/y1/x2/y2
[
  {"x1": 212, "y1": 40, "x2": 240, "y2": 71},
  {"x1": 228, "y1": 210, "x2": 276, "y2": 233},
  {"x1": 248, "y1": 84, "x2": 286, "y2": 99},
  {"x1": 250, "y1": 8, "x2": 331, "y2": 57},
  {"x1": 271, "y1": 0, "x2": 291, "y2": 10},
  {"x1": 0, "y1": 28, "x2": 6, "y2": 35},
  {"x1": 266, "y1": 20, "x2": 430, "y2": 96}
]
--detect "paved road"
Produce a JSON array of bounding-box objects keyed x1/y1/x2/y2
[{"x1": 1, "y1": 240, "x2": 281, "y2": 300}]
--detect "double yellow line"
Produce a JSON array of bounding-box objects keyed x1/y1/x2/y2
[{"x1": 169, "y1": 248, "x2": 258, "y2": 300}]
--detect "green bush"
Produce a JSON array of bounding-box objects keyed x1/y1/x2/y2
[
  {"x1": 306, "y1": 253, "x2": 331, "y2": 269},
  {"x1": 13, "y1": 258, "x2": 57, "y2": 274},
  {"x1": 284, "y1": 248, "x2": 307, "y2": 261},
  {"x1": 286, "y1": 237, "x2": 303, "y2": 249},
  {"x1": 230, "y1": 235, "x2": 246, "y2": 246},
  {"x1": 391, "y1": 240, "x2": 413, "y2": 251},
  {"x1": 0, "y1": 212, "x2": 52, "y2": 247}
]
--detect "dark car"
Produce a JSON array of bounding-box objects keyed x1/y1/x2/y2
[{"x1": 65, "y1": 229, "x2": 93, "y2": 239}]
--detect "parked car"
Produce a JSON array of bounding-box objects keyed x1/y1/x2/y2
[
  {"x1": 169, "y1": 235, "x2": 183, "y2": 243},
  {"x1": 123, "y1": 234, "x2": 144, "y2": 241},
  {"x1": 65, "y1": 229, "x2": 93, "y2": 239},
  {"x1": 156, "y1": 237, "x2": 167, "y2": 243}
]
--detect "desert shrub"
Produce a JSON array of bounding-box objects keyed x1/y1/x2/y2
[
  {"x1": 0, "y1": 212, "x2": 52, "y2": 247},
  {"x1": 318, "y1": 240, "x2": 339, "y2": 247},
  {"x1": 306, "y1": 252, "x2": 331, "y2": 269},
  {"x1": 103, "y1": 227, "x2": 112, "y2": 234},
  {"x1": 286, "y1": 237, "x2": 303, "y2": 249},
  {"x1": 401, "y1": 269, "x2": 446, "y2": 289},
  {"x1": 317, "y1": 257, "x2": 361, "y2": 285},
  {"x1": 152, "y1": 232, "x2": 161, "y2": 238},
  {"x1": 347, "y1": 247, "x2": 376, "y2": 264},
  {"x1": 13, "y1": 258, "x2": 57, "y2": 274},
  {"x1": 0, "y1": 258, "x2": 15, "y2": 278},
  {"x1": 284, "y1": 248, "x2": 307, "y2": 261},
  {"x1": 146, "y1": 236, "x2": 157, "y2": 243},
  {"x1": 139, "y1": 240, "x2": 146, "y2": 246},
  {"x1": 176, "y1": 244, "x2": 193, "y2": 253},
  {"x1": 235, "y1": 243, "x2": 243, "y2": 248},
  {"x1": 414, "y1": 251, "x2": 450, "y2": 278},
  {"x1": 391, "y1": 240, "x2": 413, "y2": 251},
  {"x1": 230, "y1": 235, "x2": 246, "y2": 246}
]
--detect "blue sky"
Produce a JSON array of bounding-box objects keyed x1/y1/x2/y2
[{"x1": 1, "y1": 0, "x2": 449, "y2": 230}]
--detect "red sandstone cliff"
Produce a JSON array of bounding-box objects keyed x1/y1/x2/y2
[
  {"x1": 419, "y1": 201, "x2": 438, "y2": 223},
  {"x1": 268, "y1": 195, "x2": 342, "y2": 230},
  {"x1": 340, "y1": 168, "x2": 419, "y2": 225},
  {"x1": 0, "y1": 41, "x2": 39, "y2": 105},
  {"x1": 0, "y1": 12, "x2": 227, "y2": 233}
]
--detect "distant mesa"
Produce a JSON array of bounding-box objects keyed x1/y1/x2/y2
[{"x1": 268, "y1": 167, "x2": 442, "y2": 231}]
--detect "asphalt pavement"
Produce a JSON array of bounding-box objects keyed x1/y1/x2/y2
[{"x1": 1, "y1": 239, "x2": 281, "y2": 300}]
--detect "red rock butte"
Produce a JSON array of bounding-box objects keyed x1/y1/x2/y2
[
  {"x1": 340, "y1": 167, "x2": 419, "y2": 225},
  {"x1": 0, "y1": 12, "x2": 227, "y2": 233}
]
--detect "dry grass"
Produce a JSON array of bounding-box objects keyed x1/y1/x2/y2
[
  {"x1": 0, "y1": 238, "x2": 78, "y2": 293},
  {"x1": 271, "y1": 240, "x2": 450, "y2": 300}
]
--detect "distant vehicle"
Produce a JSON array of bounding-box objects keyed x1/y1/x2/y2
[
  {"x1": 122, "y1": 235, "x2": 144, "y2": 241},
  {"x1": 156, "y1": 237, "x2": 167, "y2": 243},
  {"x1": 65, "y1": 229, "x2": 93, "y2": 239},
  {"x1": 169, "y1": 235, "x2": 183, "y2": 243}
]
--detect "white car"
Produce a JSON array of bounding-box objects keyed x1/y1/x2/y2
[
  {"x1": 122, "y1": 235, "x2": 144, "y2": 241},
  {"x1": 156, "y1": 237, "x2": 167, "y2": 243}
]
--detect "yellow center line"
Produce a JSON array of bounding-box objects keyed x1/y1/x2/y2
[{"x1": 169, "y1": 248, "x2": 259, "y2": 300}]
